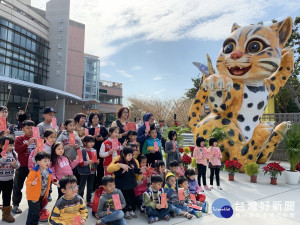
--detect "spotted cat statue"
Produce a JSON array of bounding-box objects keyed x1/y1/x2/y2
[{"x1": 188, "y1": 17, "x2": 294, "y2": 167}]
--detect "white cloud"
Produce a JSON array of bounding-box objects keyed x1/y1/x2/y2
[
  {"x1": 116, "y1": 69, "x2": 133, "y2": 78},
  {"x1": 31, "y1": 0, "x2": 300, "y2": 58},
  {"x1": 101, "y1": 73, "x2": 112, "y2": 78},
  {"x1": 153, "y1": 76, "x2": 163, "y2": 81},
  {"x1": 131, "y1": 66, "x2": 142, "y2": 71}
]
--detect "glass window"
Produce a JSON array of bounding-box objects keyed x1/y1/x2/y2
[
  {"x1": 20, "y1": 35, "x2": 26, "y2": 48},
  {"x1": 26, "y1": 39, "x2": 31, "y2": 50},
  {"x1": 0, "y1": 47, "x2": 5, "y2": 55},
  {"x1": 0, "y1": 63, "x2": 4, "y2": 75},
  {"x1": 31, "y1": 41, "x2": 36, "y2": 51},
  {"x1": 4, "y1": 65, "x2": 11, "y2": 77},
  {"x1": 15, "y1": 26, "x2": 21, "y2": 32},
  {"x1": 0, "y1": 55, "x2": 4, "y2": 63},
  {"x1": 0, "y1": 41, "x2": 5, "y2": 48},
  {"x1": 13, "y1": 33, "x2": 20, "y2": 45},
  {"x1": 24, "y1": 71, "x2": 29, "y2": 81},
  {"x1": 1, "y1": 19, "x2": 8, "y2": 26},
  {"x1": 5, "y1": 50, "x2": 12, "y2": 57},
  {"x1": 12, "y1": 67, "x2": 18, "y2": 79},
  {"x1": 18, "y1": 68, "x2": 24, "y2": 80},
  {"x1": 0, "y1": 27, "x2": 7, "y2": 40}
]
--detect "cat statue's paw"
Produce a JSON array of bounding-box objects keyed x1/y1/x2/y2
[{"x1": 203, "y1": 74, "x2": 233, "y2": 91}]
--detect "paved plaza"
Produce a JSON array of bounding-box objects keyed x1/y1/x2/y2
[{"x1": 1, "y1": 161, "x2": 299, "y2": 225}]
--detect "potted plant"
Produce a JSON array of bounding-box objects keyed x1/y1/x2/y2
[
  {"x1": 244, "y1": 163, "x2": 259, "y2": 183},
  {"x1": 182, "y1": 154, "x2": 192, "y2": 171},
  {"x1": 280, "y1": 124, "x2": 300, "y2": 185},
  {"x1": 191, "y1": 157, "x2": 198, "y2": 174},
  {"x1": 223, "y1": 160, "x2": 242, "y2": 181},
  {"x1": 263, "y1": 162, "x2": 285, "y2": 185}
]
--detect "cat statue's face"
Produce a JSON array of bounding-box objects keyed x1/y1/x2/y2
[{"x1": 216, "y1": 17, "x2": 292, "y2": 84}]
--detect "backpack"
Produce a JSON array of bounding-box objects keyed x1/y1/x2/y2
[{"x1": 92, "y1": 186, "x2": 105, "y2": 218}]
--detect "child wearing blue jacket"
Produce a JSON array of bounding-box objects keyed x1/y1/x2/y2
[{"x1": 142, "y1": 126, "x2": 162, "y2": 167}]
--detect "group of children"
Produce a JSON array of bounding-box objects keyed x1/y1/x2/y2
[{"x1": 0, "y1": 105, "x2": 223, "y2": 225}]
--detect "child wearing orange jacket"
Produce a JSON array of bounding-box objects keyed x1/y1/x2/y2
[{"x1": 26, "y1": 152, "x2": 52, "y2": 225}]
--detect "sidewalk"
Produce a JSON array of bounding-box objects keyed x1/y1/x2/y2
[{"x1": 2, "y1": 161, "x2": 299, "y2": 225}]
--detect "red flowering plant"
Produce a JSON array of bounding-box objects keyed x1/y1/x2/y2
[
  {"x1": 179, "y1": 147, "x2": 184, "y2": 153},
  {"x1": 263, "y1": 162, "x2": 285, "y2": 178},
  {"x1": 223, "y1": 160, "x2": 242, "y2": 175},
  {"x1": 296, "y1": 162, "x2": 300, "y2": 171},
  {"x1": 189, "y1": 146, "x2": 195, "y2": 153},
  {"x1": 182, "y1": 154, "x2": 192, "y2": 167}
]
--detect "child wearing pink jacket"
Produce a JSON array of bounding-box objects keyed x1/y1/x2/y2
[
  {"x1": 193, "y1": 137, "x2": 210, "y2": 191},
  {"x1": 50, "y1": 142, "x2": 79, "y2": 199},
  {"x1": 207, "y1": 138, "x2": 222, "y2": 190}
]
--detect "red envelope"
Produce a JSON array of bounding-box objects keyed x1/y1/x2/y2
[
  {"x1": 36, "y1": 138, "x2": 44, "y2": 152},
  {"x1": 1, "y1": 140, "x2": 9, "y2": 156},
  {"x1": 0, "y1": 118, "x2": 6, "y2": 131},
  {"x1": 73, "y1": 215, "x2": 81, "y2": 225},
  {"x1": 69, "y1": 133, "x2": 75, "y2": 146},
  {"x1": 33, "y1": 127, "x2": 40, "y2": 138},
  {"x1": 91, "y1": 151, "x2": 98, "y2": 163},
  {"x1": 161, "y1": 193, "x2": 167, "y2": 208},
  {"x1": 85, "y1": 128, "x2": 89, "y2": 136},
  {"x1": 172, "y1": 140, "x2": 176, "y2": 150},
  {"x1": 145, "y1": 121, "x2": 150, "y2": 131},
  {"x1": 178, "y1": 188, "x2": 185, "y2": 201},
  {"x1": 112, "y1": 194, "x2": 122, "y2": 210},
  {"x1": 190, "y1": 194, "x2": 196, "y2": 203},
  {"x1": 188, "y1": 204, "x2": 202, "y2": 210},
  {"x1": 112, "y1": 138, "x2": 118, "y2": 150},
  {"x1": 94, "y1": 127, "x2": 100, "y2": 137},
  {"x1": 51, "y1": 117, "x2": 57, "y2": 129},
  {"x1": 143, "y1": 167, "x2": 155, "y2": 177},
  {"x1": 154, "y1": 142, "x2": 159, "y2": 151},
  {"x1": 123, "y1": 122, "x2": 137, "y2": 132},
  {"x1": 77, "y1": 149, "x2": 83, "y2": 162}
]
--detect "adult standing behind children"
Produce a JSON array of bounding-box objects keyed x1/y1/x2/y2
[
  {"x1": 12, "y1": 120, "x2": 36, "y2": 214},
  {"x1": 74, "y1": 113, "x2": 87, "y2": 140},
  {"x1": 88, "y1": 112, "x2": 108, "y2": 189},
  {"x1": 111, "y1": 107, "x2": 130, "y2": 144},
  {"x1": 137, "y1": 113, "x2": 161, "y2": 152}
]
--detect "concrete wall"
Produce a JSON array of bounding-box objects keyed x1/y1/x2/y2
[
  {"x1": 66, "y1": 21, "x2": 85, "y2": 98},
  {"x1": 64, "y1": 104, "x2": 83, "y2": 120}
]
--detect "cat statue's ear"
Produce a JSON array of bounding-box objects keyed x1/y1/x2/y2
[
  {"x1": 270, "y1": 17, "x2": 292, "y2": 48},
  {"x1": 231, "y1": 23, "x2": 241, "y2": 32}
]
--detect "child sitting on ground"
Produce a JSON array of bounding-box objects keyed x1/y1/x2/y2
[
  {"x1": 96, "y1": 176, "x2": 127, "y2": 225},
  {"x1": 185, "y1": 169, "x2": 208, "y2": 213},
  {"x1": 164, "y1": 173, "x2": 193, "y2": 219},
  {"x1": 26, "y1": 152, "x2": 52, "y2": 225},
  {"x1": 143, "y1": 175, "x2": 171, "y2": 223},
  {"x1": 49, "y1": 175, "x2": 88, "y2": 225},
  {"x1": 152, "y1": 160, "x2": 167, "y2": 187}
]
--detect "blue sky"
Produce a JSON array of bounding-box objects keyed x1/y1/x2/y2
[{"x1": 31, "y1": 0, "x2": 300, "y2": 105}]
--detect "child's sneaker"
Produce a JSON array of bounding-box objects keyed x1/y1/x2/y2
[
  {"x1": 148, "y1": 216, "x2": 159, "y2": 224},
  {"x1": 217, "y1": 186, "x2": 222, "y2": 190},
  {"x1": 125, "y1": 211, "x2": 132, "y2": 219},
  {"x1": 96, "y1": 219, "x2": 104, "y2": 225},
  {"x1": 130, "y1": 210, "x2": 138, "y2": 218},
  {"x1": 209, "y1": 185, "x2": 213, "y2": 189},
  {"x1": 39, "y1": 208, "x2": 49, "y2": 222},
  {"x1": 204, "y1": 185, "x2": 211, "y2": 191},
  {"x1": 199, "y1": 186, "x2": 204, "y2": 192},
  {"x1": 202, "y1": 201, "x2": 209, "y2": 213},
  {"x1": 164, "y1": 214, "x2": 170, "y2": 221},
  {"x1": 195, "y1": 211, "x2": 202, "y2": 218}
]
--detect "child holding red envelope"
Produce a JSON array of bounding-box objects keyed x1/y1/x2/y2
[
  {"x1": 37, "y1": 107, "x2": 57, "y2": 138},
  {"x1": 207, "y1": 137, "x2": 222, "y2": 190},
  {"x1": 0, "y1": 106, "x2": 15, "y2": 137},
  {"x1": 96, "y1": 176, "x2": 127, "y2": 225},
  {"x1": 77, "y1": 136, "x2": 99, "y2": 207},
  {"x1": 142, "y1": 126, "x2": 162, "y2": 168},
  {"x1": 164, "y1": 130, "x2": 181, "y2": 169},
  {"x1": 0, "y1": 136, "x2": 20, "y2": 223},
  {"x1": 100, "y1": 127, "x2": 121, "y2": 176}
]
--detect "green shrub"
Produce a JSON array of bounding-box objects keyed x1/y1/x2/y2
[{"x1": 244, "y1": 163, "x2": 259, "y2": 176}]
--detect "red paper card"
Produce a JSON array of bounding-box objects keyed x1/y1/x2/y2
[
  {"x1": 154, "y1": 142, "x2": 159, "y2": 151},
  {"x1": 172, "y1": 140, "x2": 176, "y2": 150},
  {"x1": 69, "y1": 133, "x2": 75, "y2": 146},
  {"x1": 77, "y1": 149, "x2": 83, "y2": 162},
  {"x1": 91, "y1": 151, "x2": 98, "y2": 163},
  {"x1": 36, "y1": 138, "x2": 44, "y2": 152},
  {"x1": 123, "y1": 122, "x2": 137, "y2": 132},
  {"x1": 33, "y1": 127, "x2": 40, "y2": 138},
  {"x1": 161, "y1": 193, "x2": 167, "y2": 208},
  {"x1": 188, "y1": 204, "x2": 202, "y2": 210},
  {"x1": 145, "y1": 121, "x2": 150, "y2": 131},
  {"x1": 51, "y1": 117, "x2": 57, "y2": 129},
  {"x1": 112, "y1": 194, "x2": 122, "y2": 210},
  {"x1": 0, "y1": 118, "x2": 6, "y2": 131},
  {"x1": 85, "y1": 128, "x2": 89, "y2": 136},
  {"x1": 73, "y1": 215, "x2": 81, "y2": 225},
  {"x1": 178, "y1": 188, "x2": 185, "y2": 201},
  {"x1": 143, "y1": 167, "x2": 155, "y2": 177},
  {"x1": 190, "y1": 194, "x2": 196, "y2": 203},
  {"x1": 94, "y1": 127, "x2": 100, "y2": 137},
  {"x1": 112, "y1": 138, "x2": 118, "y2": 150},
  {"x1": 1, "y1": 140, "x2": 9, "y2": 156}
]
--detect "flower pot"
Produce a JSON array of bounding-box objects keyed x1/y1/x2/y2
[
  {"x1": 250, "y1": 175, "x2": 257, "y2": 183},
  {"x1": 228, "y1": 174, "x2": 234, "y2": 181},
  {"x1": 284, "y1": 170, "x2": 300, "y2": 185},
  {"x1": 270, "y1": 177, "x2": 277, "y2": 185}
]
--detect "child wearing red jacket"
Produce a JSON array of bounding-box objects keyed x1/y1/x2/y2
[{"x1": 99, "y1": 127, "x2": 121, "y2": 175}]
